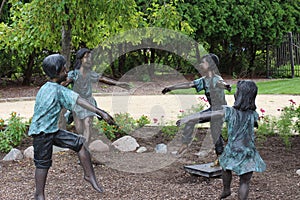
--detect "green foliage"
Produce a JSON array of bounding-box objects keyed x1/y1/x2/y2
[
  {"x1": 94, "y1": 113, "x2": 150, "y2": 141},
  {"x1": 256, "y1": 115, "x2": 277, "y2": 143},
  {"x1": 136, "y1": 115, "x2": 151, "y2": 128},
  {"x1": 1, "y1": 0, "x2": 300, "y2": 82},
  {"x1": 160, "y1": 125, "x2": 179, "y2": 139},
  {"x1": 0, "y1": 112, "x2": 28, "y2": 153},
  {"x1": 256, "y1": 100, "x2": 300, "y2": 148},
  {"x1": 268, "y1": 65, "x2": 300, "y2": 78}
]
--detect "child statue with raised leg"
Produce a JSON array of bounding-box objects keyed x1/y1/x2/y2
[
  {"x1": 28, "y1": 54, "x2": 116, "y2": 200},
  {"x1": 162, "y1": 53, "x2": 231, "y2": 166},
  {"x1": 177, "y1": 80, "x2": 266, "y2": 199}
]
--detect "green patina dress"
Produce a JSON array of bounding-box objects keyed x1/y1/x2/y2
[
  {"x1": 67, "y1": 69, "x2": 100, "y2": 119},
  {"x1": 219, "y1": 106, "x2": 266, "y2": 175}
]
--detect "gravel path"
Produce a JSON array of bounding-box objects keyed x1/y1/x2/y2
[{"x1": 0, "y1": 94, "x2": 299, "y2": 122}]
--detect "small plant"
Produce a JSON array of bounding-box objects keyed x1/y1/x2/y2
[
  {"x1": 94, "y1": 113, "x2": 151, "y2": 141},
  {"x1": 0, "y1": 118, "x2": 4, "y2": 130},
  {"x1": 0, "y1": 112, "x2": 28, "y2": 153},
  {"x1": 275, "y1": 100, "x2": 298, "y2": 147},
  {"x1": 256, "y1": 100, "x2": 300, "y2": 148},
  {"x1": 161, "y1": 125, "x2": 179, "y2": 139},
  {"x1": 95, "y1": 120, "x2": 122, "y2": 141},
  {"x1": 136, "y1": 115, "x2": 151, "y2": 128},
  {"x1": 256, "y1": 114, "x2": 277, "y2": 143}
]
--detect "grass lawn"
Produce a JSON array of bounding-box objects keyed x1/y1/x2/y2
[{"x1": 170, "y1": 78, "x2": 300, "y2": 95}]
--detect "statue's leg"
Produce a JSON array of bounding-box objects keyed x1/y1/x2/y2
[
  {"x1": 177, "y1": 121, "x2": 196, "y2": 154},
  {"x1": 78, "y1": 145, "x2": 104, "y2": 193},
  {"x1": 83, "y1": 116, "x2": 93, "y2": 144},
  {"x1": 220, "y1": 170, "x2": 232, "y2": 199},
  {"x1": 34, "y1": 168, "x2": 49, "y2": 200},
  {"x1": 73, "y1": 112, "x2": 84, "y2": 135},
  {"x1": 211, "y1": 118, "x2": 224, "y2": 166},
  {"x1": 238, "y1": 172, "x2": 253, "y2": 200}
]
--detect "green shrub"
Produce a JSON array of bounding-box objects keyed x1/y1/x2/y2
[
  {"x1": 161, "y1": 125, "x2": 179, "y2": 139},
  {"x1": 0, "y1": 112, "x2": 28, "y2": 153},
  {"x1": 256, "y1": 100, "x2": 300, "y2": 147},
  {"x1": 94, "y1": 113, "x2": 151, "y2": 141}
]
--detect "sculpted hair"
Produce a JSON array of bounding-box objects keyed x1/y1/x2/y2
[
  {"x1": 200, "y1": 53, "x2": 219, "y2": 71},
  {"x1": 233, "y1": 80, "x2": 257, "y2": 111},
  {"x1": 42, "y1": 54, "x2": 66, "y2": 79},
  {"x1": 74, "y1": 48, "x2": 90, "y2": 70}
]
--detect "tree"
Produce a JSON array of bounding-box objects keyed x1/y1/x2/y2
[
  {"x1": 178, "y1": 0, "x2": 300, "y2": 77},
  {"x1": 0, "y1": 0, "x2": 142, "y2": 85}
]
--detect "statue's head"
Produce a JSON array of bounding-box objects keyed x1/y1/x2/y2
[
  {"x1": 42, "y1": 54, "x2": 66, "y2": 79},
  {"x1": 201, "y1": 53, "x2": 219, "y2": 71},
  {"x1": 197, "y1": 53, "x2": 219, "y2": 74},
  {"x1": 74, "y1": 48, "x2": 91, "y2": 70},
  {"x1": 233, "y1": 80, "x2": 257, "y2": 111}
]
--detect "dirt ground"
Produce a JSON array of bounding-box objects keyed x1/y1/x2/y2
[{"x1": 0, "y1": 77, "x2": 300, "y2": 200}]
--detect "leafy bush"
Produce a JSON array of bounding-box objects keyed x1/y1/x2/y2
[
  {"x1": 256, "y1": 100, "x2": 300, "y2": 147},
  {"x1": 0, "y1": 112, "x2": 28, "y2": 153},
  {"x1": 161, "y1": 125, "x2": 179, "y2": 139},
  {"x1": 94, "y1": 113, "x2": 151, "y2": 141}
]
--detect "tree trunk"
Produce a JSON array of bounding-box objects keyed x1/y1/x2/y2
[
  {"x1": 61, "y1": 6, "x2": 72, "y2": 70},
  {"x1": 22, "y1": 51, "x2": 35, "y2": 86},
  {"x1": 0, "y1": 0, "x2": 6, "y2": 17},
  {"x1": 109, "y1": 47, "x2": 117, "y2": 78},
  {"x1": 118, "y1": 43, "x2": 125, "y2": 77}
]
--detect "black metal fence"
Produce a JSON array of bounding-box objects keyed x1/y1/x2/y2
[{"x1": 266, "y1": 32, "x2": 300, "y2": 78}]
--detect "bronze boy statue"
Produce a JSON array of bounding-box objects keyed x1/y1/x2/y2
[
  {"x1": 177, "y1": 80, "x2": 266, "y2": 199},
  {"x1": 162, "y1": 53, "x2": 231, "y2": 165},
  {"x1": 28, "y1": 54, "x2": 115, "y2": 200}
]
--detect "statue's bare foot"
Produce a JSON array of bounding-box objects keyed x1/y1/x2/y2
[
  {"x1": 176, "y1": 144, "x2": 188, "y2": 155},
  {"x1": 211, "y1": 157, "x2": 220, "y2": 167},
  {"x1": 84, "y1": 176, "x2": 104, "y2": 193},
  {"x1": 219, "y1": 190, "x2": 231, "y2": 199}
]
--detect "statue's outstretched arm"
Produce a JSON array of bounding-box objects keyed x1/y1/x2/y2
[
  {"x1": 98, "y1": 76, "x2": 130, "y2": 90},
  {"x1": 162, "y1": 81, "x2": 195, "y2": 94},
  {"x1": 76, "y1": 96, "x2": 115, "y2": 125},
  {"x1": 216, "y1": 80, "x2": 231, "y2": 92},
  {"x1": 176, "y1": 110, "x2": 224, "y2": 126}
]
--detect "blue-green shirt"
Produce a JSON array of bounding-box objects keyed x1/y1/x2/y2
[
  {"x1": 28, "y1": 82, "x2": 79, "y2": 136},
  {"x1": 193, "y1": 75, "x2": 227, "y2": 109}
]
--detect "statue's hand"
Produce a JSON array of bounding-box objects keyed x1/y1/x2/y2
[
  {"x1": 96, "y1": 109, "x2": 116, "y2": 125},
  {"x1": 226, "y1": 84, "x2": 232, "y2": 92},
  {"x1": 162, "y1": 87, "x2": 171, "y2": 94}
]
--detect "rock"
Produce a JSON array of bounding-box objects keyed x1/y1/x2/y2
[
  {"x1": 53, "y1": 146, "x2": 69, "y2": 153},
  {"x1": 23, "y1": 146, "x2": 34, "y2": 159},
  {"x1": 136, "y1": 146, "x2": 147, "y2": 153},
  {"x1": 296, "y1": 169, "x2": 300, "y2": 176},
  {"x1": 194, "y1": 150, "x2": 209, "y2": 157},
  {"x1": 89, "y1": 140, "x2": 109, "y2": 152},
  {"x1": 155, "y1": 143, "x2": 167, "y2": 154},
  {"x1": 112, "y1": 136, "x2": 139, "y2": 152},
  {"x1": 3, "y1": 148, "x2": 23, "y2": 161}
]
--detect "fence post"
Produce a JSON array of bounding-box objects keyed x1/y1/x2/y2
[
  {"x1": 288, "y1": 32, "x2": 295, "y2": 78},
  {"x1": 266, "y1": 45, "x2": 270, "y2": 78}
]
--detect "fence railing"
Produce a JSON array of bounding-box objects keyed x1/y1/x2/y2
[{"x1": 266, "y1": 32, "x2": 300, "y2": 78}]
